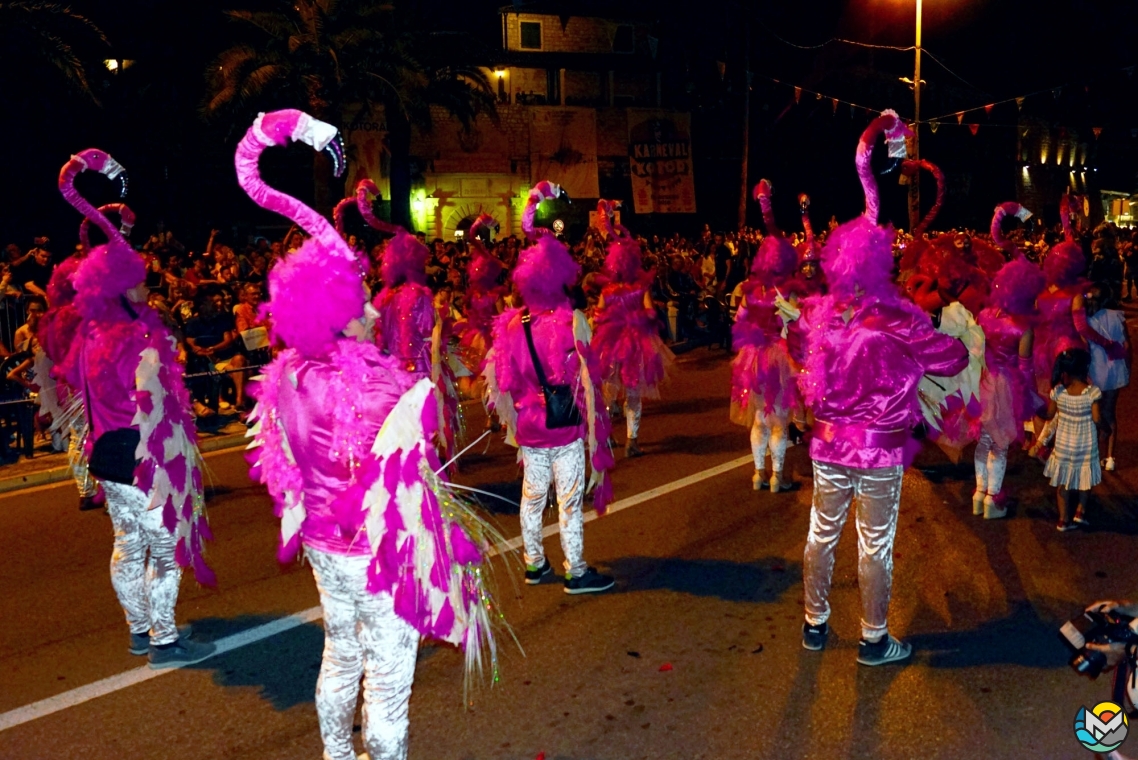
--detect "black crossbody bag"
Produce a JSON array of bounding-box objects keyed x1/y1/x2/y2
[
  {"x1": 521, "y1": 309, "x2": 582, "y2": 430},
  {"x1": 85, "y1": 296, "x2": 142, "y2": 485}
]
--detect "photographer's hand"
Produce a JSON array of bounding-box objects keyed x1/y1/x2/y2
[
  {"x1": 1086, "y1": 641, "x2": 1129, "y2": 671},
  {"x1": 1087, "y1": 600, "x2": 1138, "y2": 617}
]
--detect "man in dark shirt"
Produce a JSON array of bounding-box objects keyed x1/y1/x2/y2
[
  {"x1": 184, "y1": 291, "x2": 247, "y2": 413},
  {"x1": 712, "y1": 233, "x2": 733, "y2": 298},
  {"x1": 19, "y1": 242, "x2": 53, "y2": 300}
]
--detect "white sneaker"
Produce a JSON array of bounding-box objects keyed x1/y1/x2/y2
[
  {"x1": 1105, "y1": 457, "x2": 1116, "y2": 471},
  {"x1": 972, "y1": 490, "x2": 985, "y2": 516}
]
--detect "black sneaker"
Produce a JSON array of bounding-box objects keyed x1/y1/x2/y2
[
  {"x1": 856, "y1": 634, "x2": 912, "y2": 666},
  {"x1": 802, "y1": 622, "x2": 829, "y2": 651},
  {"x1": 148, "y1": 637, "x2": 217, "y2": 670},
  {"x1": 524, "y1": 558, "x2": 552, "y2": 585},
  {"x1": 563, "y1": 567, "x2": 615, "y2": 595},
  {"x1": 130, "y1": 624, "x2": 194, "y2": 656}
]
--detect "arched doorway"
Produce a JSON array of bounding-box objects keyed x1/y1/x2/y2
[{"x1": 443, "y1": 203, "x2": 502, "y2": 241}]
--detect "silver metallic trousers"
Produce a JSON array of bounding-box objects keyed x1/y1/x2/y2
[
  {"x1": 750, "y1": 411, "x2": 789, "y2": 475},
  {"x1": 68, "y1": 415, "x2": 96, "y2": 497},
  {"x1": 103, "y1": 481, "x2": 182, "y2": 645},
  {"x1": 307, "y1": 547, "x2": 419, "y2": 760},
  {"x1": 974, "y1": 431, "x2": 1008, "y2": 496},
  {"x1": 520, "y1": 440, "x2": 587, "y2": 578},
  {"x1": 803, "y1": 462, "x2": 903, "y2": 641},
  {"x1": 624, "y1": 390, "x2": 642, "y2": 440}
]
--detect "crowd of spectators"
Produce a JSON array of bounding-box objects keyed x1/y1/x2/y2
[{"x1": 0, "y1": 213, "x2": 1133, "y2": 464}]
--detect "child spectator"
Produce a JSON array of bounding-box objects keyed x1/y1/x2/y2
[
  {"x1": 1043, "y1": 349, "x2": 1108, "y2": 531},
  {"x1": 1085, "y1": 286, "x2": 1131, "y2": 471}
]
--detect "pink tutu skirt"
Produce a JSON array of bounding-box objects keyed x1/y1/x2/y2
[
  {"x1": 594, "y1": 314, "x2": 673, "y2": 398},
  {"x1": 980, "y1": 363, "x2": 1039, "y2": 449},
  {"x1": 729, "y1": 342, "x2": 797, "y2": 426},
  {"x1": 455, "y1": 324, "x2": 491, "y2": 375}
]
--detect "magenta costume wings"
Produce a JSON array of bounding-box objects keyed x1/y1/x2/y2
[
  {"x1": 484, "y1": 181, "x2": 615, "y2": 512},
  {"x1": 61, "y1": 150, "x2": 213, "y2": 584},
  {"x1": 791, "y1": 111, "x2": 969, "y2": 469},
  {"x1": 730, "y1": 180, "x2": 801, "y2": 426},
  {"x1": 590, "y1": 200, "x2": 673, "y2": 400},
  {"x1": 240, "y1": 110, "x2": 500, "y2": 664},
  {"x1": 455, "y1": 213, "x2": 504, "y2": 376}
]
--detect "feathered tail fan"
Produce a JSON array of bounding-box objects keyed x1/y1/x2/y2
[
  {"x1": 133, "y1": 330, "x2": 214, "y2": 586},
  {"x1": 572, "y1": 311, "x2": 614, "y2": 514}
]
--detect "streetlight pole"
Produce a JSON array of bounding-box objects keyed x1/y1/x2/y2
[{"x1": 908, "y1": 0, "x2": 923, "y2": 233}]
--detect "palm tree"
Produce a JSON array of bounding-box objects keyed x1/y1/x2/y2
[
  {"x1": 0, "y1": 1, "x2": 109, "y2": 103},
  {"x1": 203, "y1": 0, "x2": 496, "y2": 227}
]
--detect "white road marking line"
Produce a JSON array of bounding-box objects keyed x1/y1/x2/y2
[{"x1": 0, "y1": 454, "x2": 751, "y2": 732}]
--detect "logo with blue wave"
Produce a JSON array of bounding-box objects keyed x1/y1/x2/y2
[{"x1": 1075, "y1": 701, "x2": 1129, "y2": 752}]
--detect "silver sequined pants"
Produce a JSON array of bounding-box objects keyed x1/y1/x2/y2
[
  {"x1": 103, "y1": 481, "x2": 182, "y2": 645},
  {"x1": 520, "y1": 440, "x2": 587, "y2": 578},
  {"x1": 307, "y1": 547, "x2": 419, "y2": 760},
  {"x1": 803, "y1": 462, "x2": 903, "y2": 641},
  {"x1": 624, "y1": 390, "x2": 642, "y2": 440},
  {"x1": 974, "y1": 431, "x2": 1008, "y2": 496},
  {"x1": 68, "y1": 415, "x2": 96, "y2": 498},
  {"x1": 750, "y1": 411, "x2": 789, "y2": 475}
]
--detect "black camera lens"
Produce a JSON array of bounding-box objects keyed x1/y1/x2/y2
[{"x1": 1071, "y1": 649, "x2": 1107, "y2": 679}]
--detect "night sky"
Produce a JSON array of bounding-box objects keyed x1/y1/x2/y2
[{"x1": 2, "y1": 0, "x2": 1135, "y2": 247}]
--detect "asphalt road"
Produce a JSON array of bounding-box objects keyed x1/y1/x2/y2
[{"x1": 1, "y1": 345, "x2": 1137, "y2": 760}]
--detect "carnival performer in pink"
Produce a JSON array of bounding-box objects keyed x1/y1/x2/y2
[
  {"x1": 789, "y1": 194, "x2": 825, "y2": 298},
  {"x1": 732, "y1": 180, "x2": 801, "y2": 492},
  {"x1": 240, "y1": 109, "x2": 503, "y2": 760},
  {"x1": 485, "y1": 181, "x2": 615, "y2": 594},
  {"x1": 591, "y1": 199, "x2": 673, "y2": 458},
  {"x1": 38, "y1": 203, "x2": 136, "y2": 512},
  {"x1": 357, "y1": 179, "x2": 461, "y2": 461},
  {"x1": 1029, "y1": 194, "x2": 1124, "y2": 458},
  {"x1": 60, "y1": 149, "x2": 215, "y2": 668},
  {"x1": 972, "y1": 202, "x2": 1045, "y2": 519},
  {"x1": 791, "y1": 111, "x2": 969, "y2": 665},
  {"x1": 455, "y1": 213, "x2": 505, "y2": 400}
]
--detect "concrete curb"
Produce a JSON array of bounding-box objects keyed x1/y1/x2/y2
[{"x1": 0, "y1": 433, "x2": 249, "y2": 496}]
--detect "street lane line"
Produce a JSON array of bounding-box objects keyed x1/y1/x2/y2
[{"x1": 0, "y1": 454, "x2": 751, "y2": 732}]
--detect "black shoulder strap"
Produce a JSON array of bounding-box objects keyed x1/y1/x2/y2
[{"x1": 520, "y1": 309, "x2": 550, "y2": 389}]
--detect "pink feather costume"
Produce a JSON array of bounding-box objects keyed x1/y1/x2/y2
[
  {"x1": 591, "y1": 200, "x2": 673, "y2": 401},
  {"x1": 731, "y1": 181, "x2": 801, "y2": 429},
  {"x1": 787, "y1": 193, "x2": 826, "y2": 298},
  {"x1": 455, "y1": 213, "x2": 504, "y2": 376},
  {"x1": 61, "y1": 149, "x2": 213, "y2": 586},
  {"x1": 793, "y1": 111, "x2": 969, "y2": 646},
  {"x1": 239, "y1": 110, "x2": 503, "y2": 759}
]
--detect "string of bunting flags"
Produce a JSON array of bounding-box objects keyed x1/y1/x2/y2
[{"x1": 763, "y1": 63, "x2": 1137, "y2": 138}]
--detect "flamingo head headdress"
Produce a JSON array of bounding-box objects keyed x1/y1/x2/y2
[
  {"x1": 513, "y1": 181, "x2": 579, "y2": 310},
  {"x1": 61, "y1": 149, "x2": 147, "y2": 321},
  {"x1": 235, "y1": 109, "x2": 366, "y2": 357},
  {"x1": 822, "y1": 110, "x2": 912, "y2": 301},
  {"x1": 1043, "y1": 193, "x2": 1085, "y2": 288},
  {"x1": 466, "y1": 213, "x2": 503, "y2": 291},
  {"x1": 596, "y1": 200, "x2": 642, "y2": 285},
  {"x1": 749, "y1": 180, "x2": 796, "y2": 283},
  {"x1": 347, "y1": 179, "x2": 429, "y2": 288}
]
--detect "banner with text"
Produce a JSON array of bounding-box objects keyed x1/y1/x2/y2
[
  {"x1": 529, "y1": 107, "x2": 600, "y2": 199},
  {"x1": 342, "y1": 104, "x2": 390, "y2": 199},
  {"x1": 627, "y1": 110, "x2": 696, "y2": 214}
]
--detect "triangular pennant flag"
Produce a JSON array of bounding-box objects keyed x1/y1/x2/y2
[
  {"x1": 815, "y1": 91, "x2": 823, "y2": 100},
  {"x1": 717, "y1": 61, "x2": 726, "y2": 79},
  {"x1": 968, "y1": 123, "x2": 979, "y2": 136},
  {"x1": 1093, "y1": 127, "x2": 1103, "y2": 139},
  {"x1": 929, "y1": 121, "x2": 939, "y2": 133},
  {"x1": 794, "y1": 86, "x2": 802, "y2": 103},
  {"x1": 832, "y1": 98, "x2": 839, "y2": 114},
  {"x1": 1015, "y1": 97, "x2": 1025, "y2": 110},
  {"x1": 984, "y1": 104, "x2": 994, "y2": 116},
  {"x1": 956, "y1": 112, "x2": 965, "y2": 125}
]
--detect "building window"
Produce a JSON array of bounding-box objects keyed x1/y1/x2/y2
[
  {"x1": 612, "y1": 24, "x2": 634, "y2": 53},
  {"x1": 520, "y1": 21, "x2": 542, "y2": 50}
]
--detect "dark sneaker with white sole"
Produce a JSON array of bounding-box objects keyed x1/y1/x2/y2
[
  {"x1": 148, "y1": 637, "x2": 217, "y2": 669},
  {"x1": 563, "y1": 567, "x2": 615, "y2": 595},
  {"x1": 524, "y1": 558, "x2": 553, "y2": 585},
  {"x1": 130, "y1": 624, "x2": 194, "y2": 656},
  {"x1": 802, "y1": 622, "x2": 829, "y2": 651},
  {"x1": 857, "y1": 634, "x2": 912, "y2": 666}
]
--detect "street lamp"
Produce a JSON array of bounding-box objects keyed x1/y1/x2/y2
[{"x1": 908, "y1": 0, "x2": 923, "y2": 233}]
